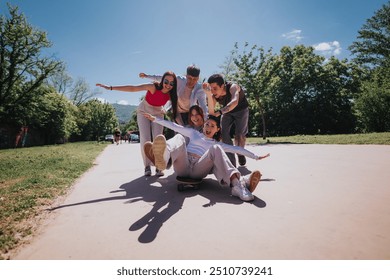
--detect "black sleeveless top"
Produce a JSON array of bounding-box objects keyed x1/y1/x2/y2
[{"x1": 215, "y1": 82, "x2": 249, "y2": 114}]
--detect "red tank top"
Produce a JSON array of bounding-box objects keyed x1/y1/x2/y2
[{"x1": 145, "y1": 89, "x2": 170, "y2": 106}]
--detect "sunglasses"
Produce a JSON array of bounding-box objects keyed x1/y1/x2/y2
[{"x1": 163, "y1": 79, "x2": 175, "y2": 87}]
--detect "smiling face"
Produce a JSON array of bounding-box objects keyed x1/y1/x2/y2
[
  {"x1": 209, "y1": 82, "x2": 225, "y2": 99},
  {"x1": 203, "y1": 118, "x2": 220, "y2": 139},
  {"x1": 189, "y1": 107, "x2": 204, "y2": 127},
  {"x1": 162, "y1": 75, "x2": 175, "y2": 92},
  {"x1": 186, "y1": 75, "x2": 199, "y2": 88}
]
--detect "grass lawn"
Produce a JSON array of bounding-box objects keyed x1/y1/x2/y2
[
  {"x1": 0, "y1": 141, "x2": 108, "y2": 259},
  {"x1": 247, "y1": 132, "x2": 390, "y2": 145}
]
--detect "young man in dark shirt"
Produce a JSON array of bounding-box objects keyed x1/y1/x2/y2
[{"x1": 203, "y1": 74, "x2": 249, "y2": 167}]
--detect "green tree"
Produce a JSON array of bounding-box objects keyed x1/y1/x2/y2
[
  {"x1": 354, "y1": 62, "x2": 390, "y2": 132},
  {"x1": 231, "y1": 43, "x2": 276, "y2": 138},
  {"x1": 268, "y1": 46, "x2": 358, "y2": 135},
  {"x1": 349, "y1": 2, "x2": 390, "y2": 132},
  {"x1": 230, "y1": 44, "x2": 359, "y2": 136},
  {"x1": 34, "y1": 91, "x2": 79, "y2": 144},
  {"x1": 349, "y1": 1, "x2": 390, "y2": 68},
  {"x1": 76, "y1": 99, "x2": 118, "y2": 141},
  {"x1": 0, "y1": 4, "x2": 62, "y2": 126}
]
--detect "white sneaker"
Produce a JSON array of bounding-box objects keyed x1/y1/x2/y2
[
  {"x1": 153, "y1": 135, "x2": 167, "y2": 171},
  {"x1": 231, "y1": 184, "x2": 254, "y2": 202},
  {"x1": 241, "y1": 170, "x2": 262, "y2": 193}
]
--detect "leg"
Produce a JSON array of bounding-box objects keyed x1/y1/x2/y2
[
  {"x1": 220, "y1": 113, "x2": 236, "y2": 166},
  {"x1": 192, "y1": 144, "x2": 254, "y2": 201},
  {"x1": 191, "y1": 144, "x2": 239, "y2": 185},
  {"x1": 152, "y1": 134, "x2": 190, "y2": 177},
  {"x1": 137, "y1": 108, "x2": 153, "y2": 167},
  {"x1": 233, "y1": 107, "x2": 249, "y2": 166},
  {"x1": 168, "y1": 135, "x2": 190, "y2": 176}
]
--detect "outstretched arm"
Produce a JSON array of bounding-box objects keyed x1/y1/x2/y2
[
  {"x1": 143, "y1": 113, "x2": 195, "y2": 138},
  {"x1": 96, "y1": 83, "x2": 154, "y2": 93},
  {"x1": 256, "y1": 153, "x2": 270, "y2": 160},
  {"x1": 219, "y1": 142, "x2": 270, "y2": 160},
  {"x1": 139, "y1": 73, "x2": 162, "y2": 82}
]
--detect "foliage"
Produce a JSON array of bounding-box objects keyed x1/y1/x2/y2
[
  {"x1": 34, "y1": 92, "x2": 79, "y2": 143},
  {"x1": 227, "y1": 44, "x2": 362, "y2": 137},
  {"x1": 349, "y1": 1, "x2": 390, "y2": 68},
  {"x1": 349, "y1": 2, "x2": 390, "y2": 132},
  {"x1": 246, "y1": 132, "x2": 390, "y2": 145},
  {"x1": 0, "y1": 4, "x2": 62, "y2": 126},
  {"x1": 75, "y1": 99, "x2": 118, "y2": 141},
  {"x1": 354, "y1": 62, "x2": 390, "y2": 132},
  {"x1": 231, "y1": 43, "x2": 275, "y2": 138}
]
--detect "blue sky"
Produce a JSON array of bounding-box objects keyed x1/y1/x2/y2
[{"x1": 1, "y1": 0, "x2": 388, "y2": 105}]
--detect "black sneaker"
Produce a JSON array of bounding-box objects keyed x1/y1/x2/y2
[{"x1": 144, "y1": 166, "x2": 152, "y2": 176}]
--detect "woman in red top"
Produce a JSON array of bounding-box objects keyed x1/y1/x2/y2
[{"x1": 96, "y1": 71, "x2": 178, "y2": 176}]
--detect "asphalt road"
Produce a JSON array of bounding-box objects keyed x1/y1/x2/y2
[{"x1": 12, "y1": 142, "x2": 390, "y2": 260}]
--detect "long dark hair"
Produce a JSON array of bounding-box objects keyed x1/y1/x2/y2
[
  {"x1": 187, "y1": 105, "x2": 204, "y2": 127},
  {"x1": 154, "y1": 71, "x2": 178, "y2": 120},
  {"x1": 207, "y1": 115, "x2": 222, "y2": 141}
]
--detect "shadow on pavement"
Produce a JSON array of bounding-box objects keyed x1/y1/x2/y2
[
  {"x1": 48, "y1": 173, "x2": 267, "y2": 244},
  {"x1": 122, "y1": 174, "x2": 267, "y2": 243}
]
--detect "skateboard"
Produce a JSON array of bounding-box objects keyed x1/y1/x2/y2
[{"x1": 176, "y1": 176, "x2": 202, "y2": 192}]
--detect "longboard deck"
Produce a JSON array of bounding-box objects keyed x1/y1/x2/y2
[{"x1": 176, "y1": 176, "x2": 202, "y2": 192}]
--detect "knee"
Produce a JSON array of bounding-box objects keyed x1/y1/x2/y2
[
  {"x1": 210, "y1": 144, "x2": 224, "y2": 155},
  {"x1": 176, "y1": 134, "x2": 186, "y2": 142}
]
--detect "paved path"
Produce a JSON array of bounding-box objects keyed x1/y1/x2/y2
[{"x1": 12, "y1": 142, "x2": 390, "y2": 259}]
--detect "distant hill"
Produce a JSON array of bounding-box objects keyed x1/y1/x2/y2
[{"x1": 112, "y1": 103, "x2": 137, "y2": 124}]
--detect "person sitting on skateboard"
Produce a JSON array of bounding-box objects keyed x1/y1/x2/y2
[
  {"x1": 143, "y1": 105, "x2": 205, "y2": 172},
  {"x1": 143, "y1": 113, "x2": 270, "y2": 202}
]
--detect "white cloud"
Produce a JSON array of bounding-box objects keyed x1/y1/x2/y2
[
  {"x1": 117, "y1": 100, "x2": 129, "y2": 105},
  {"x1": 282, "y1": 29, "x2": 304, "y2": 43},
  {"x1": 313, "y1": 41, "x2": 342, "y2": 57}
]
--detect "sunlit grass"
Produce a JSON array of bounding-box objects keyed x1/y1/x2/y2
[
  {"x1": 0, "y1": 142, "x2": 108, "y2": 259},
  {"x1": 247, "y1": 132, "x2": 390, "y2": 145}
]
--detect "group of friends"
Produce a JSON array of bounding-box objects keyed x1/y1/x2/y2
[{"x1": 96, "y1": 65, "x2": 270, "y2": 202}]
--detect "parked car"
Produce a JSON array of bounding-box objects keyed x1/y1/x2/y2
[
  {"x1": 129, "y1": 133, "x2": 140, "y2": 143},
  {"x1": 105, "y1": 134, "x2": 114, "y2": 143}
]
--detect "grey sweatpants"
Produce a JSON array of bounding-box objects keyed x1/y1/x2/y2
[
  {"x1": 137, "y1": 100, "x2": 165, "y2": 167},
  {"x1": 167, "y1": 134, "x2": 240, "y2": 186}
]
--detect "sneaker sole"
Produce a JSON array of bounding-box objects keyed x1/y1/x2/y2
[
  {"x1": 238, "y1": 155, "x2": 246, "y2": 166},
  {"x1": 248, "y1": 170, "x2": 262, "y2": 193},
  {"x1": 143, "y1": 142, "x2": 155, "y2": 165},
  {"x1": 153, "y1": 135, "x2": 167, "y2": 171}
]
